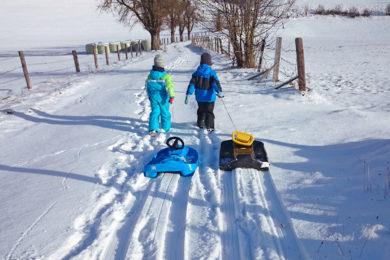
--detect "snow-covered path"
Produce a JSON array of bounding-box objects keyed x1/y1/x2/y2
[
  {"x1": 1, "y1": 42, "x2": 307, "y2": 259},
  {"x1": 54, "y1": 44, "x2": 306, "y2": 260}
]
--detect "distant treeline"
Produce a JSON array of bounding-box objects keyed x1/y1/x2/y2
[{"x1": 302, "y1": 4, "x2": 390, "y2": 18}]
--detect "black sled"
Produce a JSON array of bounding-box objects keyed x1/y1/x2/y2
[{"x1": 219, "y1": 131, "x2": 269, "y2": 171}]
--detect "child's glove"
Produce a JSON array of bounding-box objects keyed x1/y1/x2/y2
[
  {"x1": 217, "y1": 92, "x2": 224, "y2": 98},
  {"x1": 184, "y1": 95, "x2": 189, "y2": 104},
  {"x1": 169, "y1": 97, "x2": 174, "y2": 104}
]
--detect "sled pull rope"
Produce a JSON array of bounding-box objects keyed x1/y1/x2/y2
[{"x1": 221, "y1": 98, "x2": 238, "y2": 131}]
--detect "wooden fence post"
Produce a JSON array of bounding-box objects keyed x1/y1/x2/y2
[
  {"x1": 105, "y1": 46, "x2": 110, "y2": 65},
  {"x1": 295, "y1": 37, "x2": 306, "y2": 92},
  {"x1": 228, "y1": 39, "x2": 231, "y2": 56},
  {"x1": 273, "y1": 37, "x2": 282, "y2": 82},
  {"x1": 117, "y1": 48, "x2": 120, "y2": 61},
  {"x1": 257, "y1": 39, "x2": 265, "y2": 72},
  {"x1": 130, "y1": 44, "x2": 133, "y2": 58},
  {"x1": 93, "y1": 46, "x2": 98, "y2": 69},
  {"x1": 18, "y1": 51, "x2": 32, "y2": 89},
  {"x1": 72, "y1": 50, "x2": 80, "y2": 73},
  {"x1": 125, "y1": 45, "x2": 128, "y2": 60},
  {"x1": 138, "y1": 40, "x2": 142, "y2": 55}
]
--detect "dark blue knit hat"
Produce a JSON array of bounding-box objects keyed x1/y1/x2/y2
[{"x1": 200, "y1": 53, "x2": 212, "y2": 66}]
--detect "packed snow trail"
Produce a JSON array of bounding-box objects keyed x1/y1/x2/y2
[{"x1": 2, "y1": 42, "x2": 306, "y2": 259}]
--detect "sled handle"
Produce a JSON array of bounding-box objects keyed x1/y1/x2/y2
[
  {"x1": 232, "y1": 131, "x2": 254, "y2": 146},
  {"x1": 166, "y1": 136, "x2": 184, "y2": 150}
]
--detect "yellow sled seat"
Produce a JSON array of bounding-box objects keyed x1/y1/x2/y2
[{"x1": 232, "y1": 131, "x2": 254, "y2": 146}]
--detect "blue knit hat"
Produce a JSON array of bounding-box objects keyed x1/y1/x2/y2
[
  {"x1": 154, "y1": 54, "x2": 165, "y2": 68},
  {"x1": 200, "y1": 53, "x2": 212, "y2": 66}
]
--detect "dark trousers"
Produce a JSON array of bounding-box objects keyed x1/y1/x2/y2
[{"x1": 197, "y1": 102, "x2": 215, "y2": 129}]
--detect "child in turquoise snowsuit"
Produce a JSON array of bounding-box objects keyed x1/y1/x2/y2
[{"x1": 145, "y1": 54, "x2": 175, "y2": 134}]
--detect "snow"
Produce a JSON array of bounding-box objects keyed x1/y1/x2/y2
[{"x1": 1, "y1": 1, "x2": 390, "y2": 259}]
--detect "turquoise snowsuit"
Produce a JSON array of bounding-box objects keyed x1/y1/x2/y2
[{"x1": 146, "y1": 68, "x2": 174, "y2": 132}]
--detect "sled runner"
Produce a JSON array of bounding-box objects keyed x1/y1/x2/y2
[
  {"x1": 219, "y1": 131, "x2": 269, "y2": 171},
  {"x1": 144, "y1": 136, "x2": 199, "y2": 178}
]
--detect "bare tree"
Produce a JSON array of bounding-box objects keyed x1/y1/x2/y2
[
  {"x1": 183, "y1": 0, "x2": 199, "y2": 41},
  {"x1": 178, "y1": 15, "x2": 186, "y2": 41},
  {"x1": 198, "y1": 0, "x2": 295, "y2": 68},
  {"x1": 99, "y1": 0, "x2": 170, "y2": 50},
  {"x1": 177, "y1": 1, "x2": 187, "y2": 41},
  {"x1": 165, "y1": 0, "x2": 182, "y2": 43}
]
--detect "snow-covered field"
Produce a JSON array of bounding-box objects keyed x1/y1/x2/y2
[{"x1": 1, "y1": 1, "x2": 390, "y2": 259}]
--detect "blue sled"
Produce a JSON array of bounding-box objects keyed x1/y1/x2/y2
[{"x1": 144, "y1": 137, "x2": 199, "y2": 178}]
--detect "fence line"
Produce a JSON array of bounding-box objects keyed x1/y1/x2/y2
[
  {"x1": 191, "y1": 35, "x2": 307, "y2": 93},
  {"x1": 0, "y1": 67, "x2": 20, "y2": 76},
  {"x1": 0, "y1": 56, "x2": 18, "y2": 64},
  {"x1": 1, "y1": 36, "x2": 186, "y2": 101},
  {"x1": 0, "y1": 77, "x2": 23, "y2": 86}
]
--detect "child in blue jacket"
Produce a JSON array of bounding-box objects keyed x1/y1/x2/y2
[
  {"x1": 146, "y1": 54, "x2": 175, "y2": 135},
  {"x1": 185, "y1": 53, "x2": 223, "y2": 132}
]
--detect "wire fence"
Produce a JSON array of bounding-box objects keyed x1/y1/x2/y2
[
  {"x1": 0, "y1": 35, "x2": 197, "y2": 104},
  {"x1": 0, "y1": 41, "x2": 154, "y2": 102},
  {"x1": 191, "y1": 35, "x2": 307, "y2": 92}
]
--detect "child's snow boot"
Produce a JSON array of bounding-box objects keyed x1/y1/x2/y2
[
  {"x1": 149, "y1": 130, "x2": 157, "y2": 137},
  {"x1": 197, "y1": 120, "x2": 206, "y2": 129}
]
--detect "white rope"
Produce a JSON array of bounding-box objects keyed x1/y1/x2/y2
[{"x1": 221, "y1": 98, "x2": 238, "y2": 131}]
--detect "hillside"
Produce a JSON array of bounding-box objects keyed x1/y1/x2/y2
[{"x1": 1, "y1": 1, "x2": 390, "y2": 259}]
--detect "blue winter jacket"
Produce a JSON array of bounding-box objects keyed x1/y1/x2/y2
[
  {"x1": 146, "y1": 69, "x2": 174, "y2": 103},
  {"x1": 186, "y1": 64, "x2": 222, "y2": 103}
]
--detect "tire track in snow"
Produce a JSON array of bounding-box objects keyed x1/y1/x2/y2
[
  {"x1": 232, "y1": 168, "x2": 285, "y2": 259},
  {"x1": 102, "y1": 177, "x2": 155, "y2": 260},
  {"x1": 47, "y1": 72, "x2": 162, "y2": 259},
  {"x1": 164, "y1": 176, "x2": 192, "y2": 260},
  {"x1": 253, "y1": 169, "x2": 308, "y2": 259},
  {"x1": 220, "y1": 170, "x2": 242, "y2": 260},
  {"x1": 250, "y1": 169, "x2": 286, "y2": 258},
  {"x1": 185, "y1": 130, "x2": 222, "y2": 259},
  {"x1": 220, "y1": 167, "x2": 308, "y2": 260},
  {"x1": 123, "y1": 173, "x2": 180, "y2": 259}
]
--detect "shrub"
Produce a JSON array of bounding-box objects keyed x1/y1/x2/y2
[
  {"x1": 315, "y1": 5, "x2": 325, "y2": 15},
  {"x1": 348, "y1": 7, "x2": 360, "y2": 18},
  {"x1": 362, "y1": 9, "x2": 371, "y2": 17},
  {"x1": 334, "y1": 5, "x2": 344, "y2": 15}
]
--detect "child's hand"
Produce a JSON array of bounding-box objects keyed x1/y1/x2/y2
[
  {"x1": 184, "y1": 95, "x2": 189, "y2": 104},
  {"x1": 169, "y1": 97, "x2": 174, "y2": 104},
  {"x1": 217, "y1": 92, "x2": 224, "y2": 98}
]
